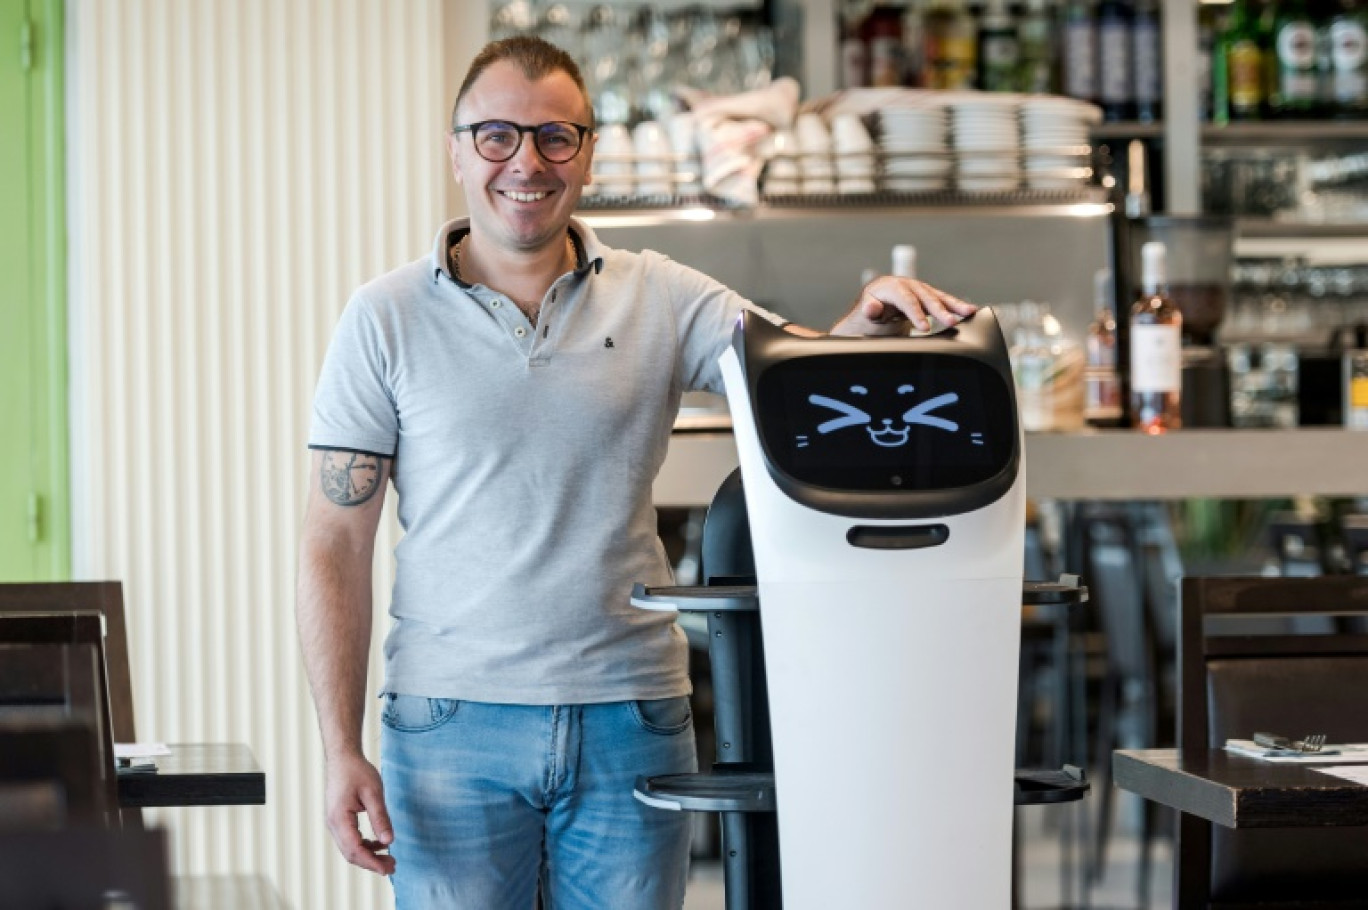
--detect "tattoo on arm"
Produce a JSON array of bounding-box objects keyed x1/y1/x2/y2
[{"x1": 320, "y1": 452, "x2": 383, "y2": 506}]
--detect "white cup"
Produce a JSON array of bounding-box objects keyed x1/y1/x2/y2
[
  {"x1": 831, "y1": 113, "x2": 875, "y2": 153},
  {"x1": 633, "y1": 121, "x2": 673, "y2": 197},
  {"x1": 594, "y1": 123, "x2": 634, "y2": 197}
]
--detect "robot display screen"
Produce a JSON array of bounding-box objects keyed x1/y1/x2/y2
[{"x1": 755, "y1": 353, "x2": 1015, "y2": 491}]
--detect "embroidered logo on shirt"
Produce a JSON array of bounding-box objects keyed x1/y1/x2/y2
[{"x1": 604, "y1": 337, "x2": 615, "y2": 348}]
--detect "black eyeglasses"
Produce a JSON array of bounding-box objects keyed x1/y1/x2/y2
[{"x1": 451, "y1": 120, "x2": 592, "y2": 164}]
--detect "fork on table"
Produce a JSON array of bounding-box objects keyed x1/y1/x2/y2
[{"x1": 1253, "y1": 732, "x2": 1328, "y2": 753}]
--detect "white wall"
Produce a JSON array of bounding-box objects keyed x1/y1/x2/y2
[{"x1": 67, "y1": 1, "x2": 484, "y2": 906}]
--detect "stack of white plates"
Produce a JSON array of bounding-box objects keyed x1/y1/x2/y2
[
  {"x1": 878, "y1": 105, "x2": 952, "y2": 193},
  {"x1": 1020, "y1": 96, "x2": 1101, "y2": 190},
  {"x1": 761, "y1": 129, "x2": 801, "y2": 196},
  {"x1": 950, "y1": 95, "x2": 1021, "y2": 192},
  {"x1": 795, "y1": 112, "x2": 836, "y2": 195},
  {"x1": 831, "y1": 114, "x2": 878, "y2": 195}
]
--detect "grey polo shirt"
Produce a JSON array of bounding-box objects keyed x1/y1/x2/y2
[{"x1": 309, "y1": 217, "x2": 783, "y2": 704}]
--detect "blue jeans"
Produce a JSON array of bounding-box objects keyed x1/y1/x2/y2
[{"x1": 380, "y1": 695, "x2": 697, "y2": 910}]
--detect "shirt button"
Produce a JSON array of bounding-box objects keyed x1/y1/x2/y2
[
  {"x1": 490, "y1": 299, "x2": 502, "y2": 308},
  {"x1": 514, "y1": 326, "x2": 527, "y2": 338}
]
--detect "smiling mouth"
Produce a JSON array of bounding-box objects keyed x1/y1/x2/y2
[
  {"x1": 867, "y1": 426, "x2": 910, "y2": 448},
  {"x1": 499, "y1": 189, "x2": 554, "y2": 203}
]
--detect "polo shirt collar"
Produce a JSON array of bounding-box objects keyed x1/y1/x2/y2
[{"x1": 429, "y1": 216, "x2": 607, "y2": 287}]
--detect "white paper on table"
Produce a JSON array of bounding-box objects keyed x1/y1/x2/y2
[
  {"x1": 114, "y1": 742, "x2": 172, "y2": 759},
  {"x1": 1224, "y1": 739, "x2": 1368, "y2": 763},
  {"x1": 1314, "y1": 765, "x2": 1368, "y2": 785}
]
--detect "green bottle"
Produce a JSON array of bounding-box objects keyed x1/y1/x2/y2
[
  {"x1": 1215, "y1": 0, "x2": 1266, "y2": 122},
  {"x1": 1270, "y1": 0, "x2": 1322, "y2": 115}
]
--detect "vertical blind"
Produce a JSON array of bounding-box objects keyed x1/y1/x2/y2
[{"x1": 68, "y1": 1, "x2": 456, "y2": 906}]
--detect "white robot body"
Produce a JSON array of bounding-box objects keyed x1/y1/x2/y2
[{"x1": 719, "y1": 310, "x2": 1024, "y2": 909}]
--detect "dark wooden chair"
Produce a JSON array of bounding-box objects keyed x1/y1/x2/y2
[
  {"x1": 0, "y1": 618, "x2": 124, "y2": 824},
  {"x1": 1177, "y1": 575, "x2": 1368, "y2": 909},
  {"x1": 0, "y1": 641, "x2": 112, "y2": 828},
  {"x1": 0, "y1": 582, "x2": 137, "y2": 743},
  {"x1": 0, "y1": 826, "x2": 171, "y2": 909}
]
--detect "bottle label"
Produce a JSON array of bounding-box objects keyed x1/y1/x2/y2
[
  {"x1": 1063, "y1": 22, "x2": 1098, "y2": 98},
  {"x1": 1277, "y1": 21, "x2": 1317, "y2": 68},
  {"x1": 1133, "y1": 20, "x2": 1162, "y2": 104},
  {"x1": 1130, "y1": 323, "x2": 1182, "y2": 393},
  {"x1": 1229, "y1": 40, "x2": 1264, "y2": 109},
  {"x1": 1331, "y1": 19, "x2": 1368, "y2": 72},
  {"x1": 1346, "y1": 352, "x2": 1368, "y2": 430},
  {"x1": 1099, "y1": 21, "x2": 1134, "y2": 102},
  {"x1": 1280, "y1": 69, "x2": 1319, "y2": 101},
  {"x1": 983, "y1": 34, "x2": 1020, "y2": 67},
  {"x1": 870, "y1": 36, "x2": 904, "y2": 87},
  {"x1": 1333, "y1": 70, "x2": 1368, "y2": 103},
  {"x1": 924, "y1": 35, "x2": 977, "y2": 89}
]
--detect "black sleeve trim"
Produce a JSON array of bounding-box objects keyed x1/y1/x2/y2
[{"x1": 307, "y1": 444, "x2": 393, "y2": 459}]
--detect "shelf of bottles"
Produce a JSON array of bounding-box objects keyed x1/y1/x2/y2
[{"x1": 838, "y1": 0, "x2": 1368, "y2": 123}]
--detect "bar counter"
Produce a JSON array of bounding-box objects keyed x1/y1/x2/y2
[{"x1": 655, "y1": 427, "x2": 1368, "y2": 507}]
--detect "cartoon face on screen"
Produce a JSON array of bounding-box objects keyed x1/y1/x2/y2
[{"x1": 799, "y1": 384, "x2": 985, "y2": 450}]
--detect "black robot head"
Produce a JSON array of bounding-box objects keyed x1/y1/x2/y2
[{"x1": 735, "y1": 310, "x2": 1021, "y2": 520}]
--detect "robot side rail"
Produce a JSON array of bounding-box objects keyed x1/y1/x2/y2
[{"x1": 631, "y1": 577, "x2": 1087, "y2": 612}]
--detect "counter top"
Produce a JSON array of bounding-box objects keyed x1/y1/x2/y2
[{"x1": 654, "y1": 427, "x2": 1368, "y2": 506}]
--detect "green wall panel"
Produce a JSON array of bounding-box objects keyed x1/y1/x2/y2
[{"x1": 0, "y1": 0, "x2": 68, "y2": 580}]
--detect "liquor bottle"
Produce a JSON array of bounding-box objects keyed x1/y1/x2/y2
[
  {"x1": 1214, "y1": 0, "x2": 1266, "y2": 122},
  {"x1": 1085, "y1": 270, "x2": 1124, "y2": 426},
  {"x1": 922, "y1": 0, "x2": 979, "y2": 89},
  {"x1": 1270, "y1": 0, "x2": 1322, "y2": 116},
  {"x1": 903, "y1": 2, "x2": 927, "y2": 87},
  {"x1": 865, "y1": 5, "x2": 907, "y2": 87},
  {"x1": 840, "y1": 14, "x2": 870, "y2": 89},
  {"x1": 1098, "y1": 0, "x2": 1136, "y2": 120},
  {"x1": 1129, "y1": 242, "x2": 1183, "y2": 434},
  {"x1": 1132, "y1": 0, "x2": 1164, "y2": 122},
  {"x1": 1198, "y1": 6, "x2": 1216, "y2": 120},
  {"x1": 1017, "y1": 0, "x2": 1056, "y2": 93},
  {"x1": 1327, "y1": 0, "x2": 1368, "y2": 116},
  {"x1": 979, "y1": 0, "x2": 1021, "y2": 92},
  {"x1": 1061, "y1": 0, "x2": 1099, "y2": 103}
]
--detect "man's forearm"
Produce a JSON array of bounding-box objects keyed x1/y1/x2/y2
[{"x1": 298, "y1": 541, "x2": 375, "y2": 760}]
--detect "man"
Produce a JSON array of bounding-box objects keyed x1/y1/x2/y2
[{"x1": 298, "y1": 36, "x2": 976, "y2": 910}]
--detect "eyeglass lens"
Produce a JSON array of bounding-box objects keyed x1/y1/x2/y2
[{"x1": 473, "y1": 121, "x2": 583, "y2": 163}]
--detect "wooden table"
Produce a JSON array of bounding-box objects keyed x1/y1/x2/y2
[
  {"x1": 1113, "y1": 748, "x2": 1368, "y2": 828},
  {"x1": 118, "y1": 743, "x2": 265, "y2": 808}
]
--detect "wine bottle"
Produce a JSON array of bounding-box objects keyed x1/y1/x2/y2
[
  {"x1": 1098, "y1": 0, "x2": 1136, "y2": 120},
  {"x1": 979, "y1": 0, "x2": 1021, "y2": 92},
  {"x1": 1132, "y1": 0, "x2": 1164, "y2": 122},
  {"x1": 1327, "y1": 0, "x2": 1368, "y2": 116},
  {"x1": 1130, "y1": 242, "x2": 1183, "y2": 434},
  {"x1": 1017, "y1": 0, "x2": 1056, "y2": 93},
  {"x1": 1086, "y1": 270, "x2": 1124, "y2": 426},
  {"x1": 1214, "y1": 0, "x2": 1266, "y2": 123},
  {"x1": 1270, "y1": 0, "x2": 1321, "y2": 116},
  {"x1": 1062, "y1": 0, "x2": 1100, "y2": 103},
  {"x1": 922, "y1": 0, "x2": 979, "y2": 89}
]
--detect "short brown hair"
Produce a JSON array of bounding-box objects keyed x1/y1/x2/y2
[{"x1": 452, "y1": 37, "x2": 594, "y2": 129}]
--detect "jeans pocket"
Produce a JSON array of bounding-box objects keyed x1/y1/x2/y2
[
  {"x1": 380, "y1": 694, "x2": 460, "y2": 733},
  {"x1": 630, "y1": 695, "x2": 693, "y2": 735}
]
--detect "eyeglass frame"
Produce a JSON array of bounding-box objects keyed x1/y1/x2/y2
[{"x1": 450, "y1": 120, "x2": 594, "y2": 164}]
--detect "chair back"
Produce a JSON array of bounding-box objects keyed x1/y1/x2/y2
[
  {"x1": 0, "y1": 617, "x2": 122, "y2": 822},
  {"x1": 1178, "y1": 575, "x2": 1368, "y2": 906},
  {"x1": 0, "y1": 582, "x2": 136, "y2": 742}
]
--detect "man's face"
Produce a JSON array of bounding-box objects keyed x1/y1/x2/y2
[{"x1": 448, "y1": 61, "x2": 595, "y2": 255}]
